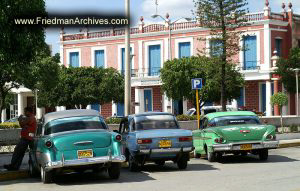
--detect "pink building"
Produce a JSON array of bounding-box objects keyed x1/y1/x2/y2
[{"x1": 58, "y1": 1, "x2": 300, "y2": 119}]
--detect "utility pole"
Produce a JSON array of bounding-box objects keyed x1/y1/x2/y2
[{"x1": 124, "y1": 0, "x2": 131, "y2": 116}]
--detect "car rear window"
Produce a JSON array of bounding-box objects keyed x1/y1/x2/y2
[
  {"x1": 44, "y1": 116, "x2": 107, "y2": 135},
  {"x1": 211, "y1": 115, "x2": 260, "y2": 127},
  {"x1": 135, "y1": 115, "x2": 179, "y2": 130}
]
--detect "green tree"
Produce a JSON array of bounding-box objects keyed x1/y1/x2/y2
[
  {"x1": 195, "y1": 0, "x2": 248, "y2": 111},
  {"x1": 270, "y1": 93, "x2": 288, "y2": 128},
  {"x1": 0, "y1": 0, "x2": 47, "y2": 121},
  {"x1": 38, "y1": 67, "x2": 124, "y2": 109},
  {"x1": 160, "y1": 56, "x2": 244, "y2": 107},
  {"x1": 274, "y1": 48, "x2": 300, "y2": 93}
]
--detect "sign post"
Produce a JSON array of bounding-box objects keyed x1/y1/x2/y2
[{"x1": 192, "y1": 78, "x2": 203, "y2": 129}]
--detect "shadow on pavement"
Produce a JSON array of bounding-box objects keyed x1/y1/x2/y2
[
  {"x1": 217, "y1": 154, "x2": 298, "y2": 164},
  {"x1": 139, "y1": 161, "x2": 218, "y2": 173},
  {"x1": 0, "y1": 177, "x2": 40, "y2": 186}
]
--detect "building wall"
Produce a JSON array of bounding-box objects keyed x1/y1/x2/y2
[{"x1": 245, "y1": 81, "x2": 260, "y2": 111}]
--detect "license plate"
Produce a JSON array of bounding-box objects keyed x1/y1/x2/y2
[
  {"x1": 77, "y1": 149, "x2": 93, "y2": 159},
  {"x1": 240, "y1": 144, "x2": 252, "y2": 150},
  {"x1": 159, "y1": 140, "x2": 172, "y2": 148}
]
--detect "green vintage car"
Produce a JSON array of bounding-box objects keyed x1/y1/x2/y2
[
  {"x1": 193, "y1": 111, "x2": 279, "y2": 162},
  {"x1": 29, "y1": 109, "x2": 125, "y2": 183}
]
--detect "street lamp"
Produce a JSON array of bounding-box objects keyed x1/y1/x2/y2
[
  {"x1": 151, "y1": 13, "x2": 192, "y2": 60},
  {"x1": 293, "y1": 68, "x2": 300, "y2": 116}
]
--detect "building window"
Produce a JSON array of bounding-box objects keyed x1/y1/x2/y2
[
  {"x1": 179, "y1": 42, "x2": 191, "y2": 58},
  {"x1": 148, "y1": 45, "x2": 161, "y2": 76},
  {"x1": 243, "y1": 36, "x2": 257, "y2": 70},
  {"x1": 275, "y1": 38, "x2": 282, "y2": 57},
  {"x1": 95, "y1": 50, "x2": 105, "y2": 68},
  {"x1": 237, "y1": 88, "x2": 245, "y2": 108},
  {"x1": 144, "y1": 89, "x2": 153, "y2": 112},
  {"x1": 210, "y1": 39, "x2": 223, "y2": 57},
  {"x1": 69, "y1": 52, "x2": 79, "y2": 67},
  {"x1": 121, "y1": 47, "x2": 132, "y2": 75}
]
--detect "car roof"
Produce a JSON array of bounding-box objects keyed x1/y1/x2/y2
[
  {"x1": 43, "y1": 109, "x2": 100, "y2": 124},
  {"x1": 205, "y1": 111, "x2": 257, "y2": 120}
]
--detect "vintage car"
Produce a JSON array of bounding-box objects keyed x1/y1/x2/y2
[
  {"x1": 118, "y1": 112, "x2": 193, "y2": 171},
  {"x1": 29, "y1": 109, "x2": 125, "y2": 183},
  {"x1": 193, "y1": 111, "x2": 279, "y2": 162}
]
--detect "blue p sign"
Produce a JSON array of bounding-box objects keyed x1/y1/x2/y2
[{"x1": 192, "y1": 78, "x2": 202, "y2": 90}]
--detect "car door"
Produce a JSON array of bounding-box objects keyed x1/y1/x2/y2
[
  {"x1": 31, "y1": 118, "x2": 43, "y2": 167},
  {"x1": 199, "y1": 117, "x2": 209, "y2": 154}
]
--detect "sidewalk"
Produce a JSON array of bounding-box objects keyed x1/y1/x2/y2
[{"x1": 1, "y1": 139, "x2": 300, "y2": 182}]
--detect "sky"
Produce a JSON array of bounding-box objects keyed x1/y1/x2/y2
[{"x1": 45, "y1": 0, "x2": 300, "y2": 55}]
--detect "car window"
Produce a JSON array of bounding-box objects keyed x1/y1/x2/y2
[
  {"x1": 44, "y1": 116, "x2": 107, "y2": 135},
  {"x1": 120, "y1": 119, "x2": 129, "y2": 134},
  {"x1": 213, "y1": 115, "x2": 260, "y2": 127},
  {"x1": 129, "y1": 118, "x2": 135, "y2": 132},
  {"x1": 135, "y1": 115, "x2": 179, "y2": 130}
]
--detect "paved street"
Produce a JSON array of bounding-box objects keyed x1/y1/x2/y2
[{"x1": 1, "y1": 147, "x2": 300, "y2": 191}]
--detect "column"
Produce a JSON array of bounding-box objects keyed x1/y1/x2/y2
[
  {"x1": 231, "y1": 99, "x2": 238, "y2": 110},
  {"x1": 86, "y1": 105, "x2": 92, "y2": 109},
  {"x1": 135, "y1": 88, "x2": 144, "y2": 114},
  {"x1": 163, "y1": 93, "x2": 172, "y2": 113},
  {"x1": 112, "y1": 101, "x2": 117, "y2": 116},
  {"x1": 36, "y1": 107, "x2": 45, "y2": 119},
  {"x1": 1, "y1": 109, "x2": 7, "y2": 122},
  {"x1": 60, "y1": 106, "x2": 66, "y2": 111},
  {"x1": 274, "y1": 79, "x2": 280, "y2": 116},
  {"x1": 183, "y1": 99, "x2": 188, "y2": 114},
  {"x1": 266, "y1": 80, "x2": 272, "y2": 116},
  {"x1": 55, "y1": 106, "x2": 61, "y2": 111},
  {"x1": 17, "y1": 93, "x2": 24, "y2": 116}
]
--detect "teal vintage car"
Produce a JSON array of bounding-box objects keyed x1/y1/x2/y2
[
  {"x1": 193, "y1": 111, "x2": 279, "y2": 162},
  {"x1": 29, "y1": 109, "x2": 125, "y2": 183}
]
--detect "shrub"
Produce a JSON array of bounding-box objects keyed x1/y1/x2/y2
[
  {"x1": 176, "y1": 115, "x2": 198, "y2": 121},
  {"x1": 105, "y1": 117, "x2": 122, "y2": 124},
  {"x1": 290, "y1": 124, "x2": 299, "y2": 132},
  {"x1": 0, "y1": 122, "x2": 20, "y2": 129}
]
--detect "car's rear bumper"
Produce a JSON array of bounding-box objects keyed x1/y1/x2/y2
[
  {"x1": 44, "y1": 155, "x2": 125, "y2": 170},
  {"x1": 212, "y1": 141, "x2": 279, "y2": 152},
  {"x1": 138, "y1": 147, "x2": 194, "y2": 154}
]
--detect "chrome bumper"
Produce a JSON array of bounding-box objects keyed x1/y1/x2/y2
[
  {"x1": 212, "y1": 141, "x2": 279, "y2": 152},
  {"x1": 139, "y1": 147, "x2": 194, "y2": 154},
  {"x1": 45, "y1": 155, "x2": 126, "y2": 170}
]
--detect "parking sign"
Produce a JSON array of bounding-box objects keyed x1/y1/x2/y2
[{"x1": 191, "y1": 78, "x2": 202, "y2": 90}]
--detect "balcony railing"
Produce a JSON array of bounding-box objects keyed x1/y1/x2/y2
[{"x1": 120, "y1": 67, "x2": 161, "y2": 77}]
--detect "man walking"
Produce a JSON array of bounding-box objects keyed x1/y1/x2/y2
[{"x1": 4, "y1": 107, "x2": 37, "y2": 171}]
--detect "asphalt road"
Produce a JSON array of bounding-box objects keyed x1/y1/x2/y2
[{"x1": 1, "y1": 147, "x2": 300, "y2": 191}]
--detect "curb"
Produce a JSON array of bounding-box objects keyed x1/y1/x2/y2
[
  {"x1": 0, "y1": 170, "x2": 28, "y2": 182},
  {"x1": 1, "y1": 141, "x2": 300, "y2": 182}
]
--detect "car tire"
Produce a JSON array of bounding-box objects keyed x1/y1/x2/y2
[
  {"x1": 40, "y1": 166, "x2": 53, "y2": 184},
  {"x1": 108, "y1": 163, "x2": 121, "y2": 179},
  {"x1": 207, "y1": 151, "x2": 216, "y2": 162},
  {"x1": 258, "y1": 149, "x2": 268, "y2": 161},
  {"x1": 128, "y1": 154, "x2": 139, "y2": 172},
  {"x1": 155, "y1": 160, "x2": 165, "y2": 166},
  {"x1": 177, "y1": 155, "x2": 188, "y2": 170},
  {"x1": 194, "y1": 150, "x2": 201, "y2": 159},
  {"x1": 28, "y1": 159, "x2": 39, "y2": 178}
]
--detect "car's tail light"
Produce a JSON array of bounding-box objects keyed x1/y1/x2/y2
[
  {"x1": 266, "y1": 134, "x2": 276, "y2": 140},
  {"x1": 179, "y1": 136, "x2": 193, "y2": 142},
  {"x1": 45, "y1": 140, "x2": 53, "y2": 148},
  {"x1": 115, "y1": 135, "x2": 122, "y2": 142},
  {"x1": 214, "y1": 138, "x2": 224, "y2": 143},
  {"x1": 137, "y1": 139, "x2": 152, "y2": 144}
]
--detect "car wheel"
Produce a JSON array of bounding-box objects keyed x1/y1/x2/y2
[
  {"x1": 40, "y1": 166, "x2": 53, "y2": 184},
  {"x1": 258, "y1": 149, "x2": 268, "y2": 161},
  {"x1": 28, "y1": 159, "x2": 39, "y2": 177},
  {"x1": 128, "y1": 154, "x2": 139, "y2": 172},
  {"x1": 194, "y1": 150, "x2": 201, "y2": 158},
  {"x1": 207, "y1": 151, "x2": 216, "y2": 162},
  {"x1": 177, "y1": 157, "x2": 188, "y2": 170},
  {"x1": 155, "y1": 160, "x2": 165, "y2": 166},
  {"x1": 108, "y1": 163, "x2": 121, "y2": 179}
]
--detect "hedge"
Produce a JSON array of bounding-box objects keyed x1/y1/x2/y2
[
  {"x1": 176, "y1": 115, "x2": 198, "y2": 121},
  {"x1": 105, "y1": 117, "x2": 122, "y2": 124},
  {"x1": 0, "y1": 122, "x2": 20, "y2": 129}
]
